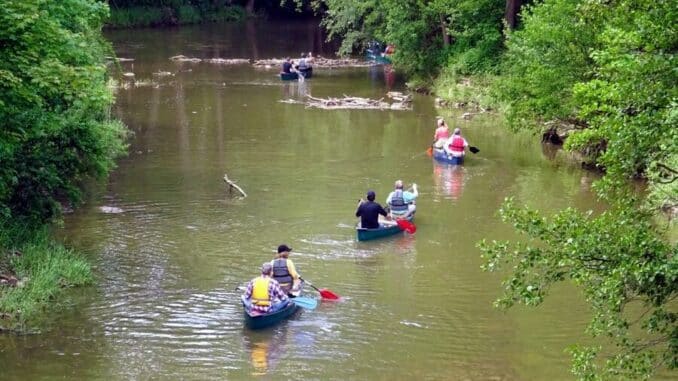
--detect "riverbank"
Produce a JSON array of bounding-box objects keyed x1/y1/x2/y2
[
  {"x1": 106, "y1": 4, "x2": 246, "y2": 29},
  {"x1": 0, "y1": 224, "x2": 92, "y2": 332}
]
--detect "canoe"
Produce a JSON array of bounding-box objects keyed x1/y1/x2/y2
[
  {"x1": 432, "y1": 148, "x2": 464, "y2": 165},
  {"x1": 242, "y1": 295, "x2": 300, "y2": 329},
  {"x1": 366, "y1": 53, "x2": 392, "y2": 65},
  {"x1": 356, "y1": 215, "x2": 414, "y2": 241},
  {"x1": 280, "y1": 68, "x2": 313, "y2": 81}
]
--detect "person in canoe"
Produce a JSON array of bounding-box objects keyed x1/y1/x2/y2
[
  {"x1": 281, "y1": 57, "x2": 293, "y2": 74},
  {"x1": 433, "y1": 117, "x2": 450, "y2": 149},
  {"x1": 444, "y1": 128, "x2": 470, "y2": 158},
  {"x1": 297, "y1": 53, "x2": 310, "y2": 70},
  {"x1": 356, "y1": 190, "x2": 390, "y2": 229},
  {"x1": 386, "y1": 180, "x2": 418, "y2": 219},
  {"x1": 242, "y1": 262, "x2": 289, "y2": 314},
  {"x1": 271, "y1": 244, "x2": 301, "y2": 296}
]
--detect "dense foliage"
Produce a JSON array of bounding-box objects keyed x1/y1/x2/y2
[
  {"x1": 107, "y1": 0, "x2": 247, "y2": 28},
  {"x1": 313, "y1": 0, "x2": 676, "y2": 379},
  {"x1": 480, "y1": 198, "x2": 676, "y2": 380},
  {"x1": 300, "y1": 0, "x2": 506, "y2": 78},
  {"x1": 0, "y1": 0, "x2": 127, "y2": 223}
]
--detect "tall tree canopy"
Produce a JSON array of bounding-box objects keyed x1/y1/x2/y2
[
  {"x1": 0, "y1": 0, "x2": 127, "y2": 222},
  {"x1": 313, "y1": 0, "x2": 676, "y2": 379}
]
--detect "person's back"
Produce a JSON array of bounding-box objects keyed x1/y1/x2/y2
[
  {"x1": 356, "y1": 190, "x2": 388, "y2": 229},
  {"x1": 272, "y1": 257, "x2": 292, "y2": 291},
  {"x1": 297, "y1": 53, "x2": 309, "y2": 70},
  {"x1": 243, "y1": 263, "x2": 289, "y2": 314},
  {"x1": 433, "y1": 118, "x2": 450, "y2": 148},
  {"x1": 282, "y1": 58, "x2": 292, "y2": 74},
  {"x1": 445, "y1": 128, "x2": 468, "y2": 157},
  {"x1": 386, "y1": 180, "x2": 418, "y2": 218}
]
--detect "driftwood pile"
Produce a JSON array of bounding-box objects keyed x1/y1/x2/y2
[
  {"x1": 301, "y1": 92, "x2": 412, "y2": 110},
  {"x1": 253, "y1": 57, "x2": 374, "y2": 69},
  {"x1": 169, "y1": 55, "x2": 250, "y2": 65}
]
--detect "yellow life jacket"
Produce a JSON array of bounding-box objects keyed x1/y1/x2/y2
[{"x1": 251, "y1": 277, "x2": 271, "y2": 306}]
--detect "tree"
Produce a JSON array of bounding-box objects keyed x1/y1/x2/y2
[
  {"x1": 0, "y1": 0, "x2": 127, "y2": 223},
  {"x1": 484, "y1": 0, "x2": 677, "y2": 379}
]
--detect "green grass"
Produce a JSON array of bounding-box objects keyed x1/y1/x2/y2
[
  {"x1": 433, "y1": 69, "x2": 500, "y2": 111},
  {"x1": 0, "y1": 224, "x2": 92, "y2": 332}
]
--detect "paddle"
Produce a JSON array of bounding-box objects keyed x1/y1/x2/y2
[
  {"x1": 300, "y1": 277, "x2": 340, "y2": 300},
  {"x1": 292, "y1": 296, "x2": 318, "y2": 310},
  {"x1": 426, "y1": 147, "x2": 433, "y2": 157},
  {"x1": 469, "y1": 146, "x2": 479, "y2": 154},
  {"x1": 396, "y1": 219, "x2": 417, "y2": 234}
]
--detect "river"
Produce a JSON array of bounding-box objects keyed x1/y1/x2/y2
[{"x1": 0, "y1": 20, "x2": 648, "y2": 381}]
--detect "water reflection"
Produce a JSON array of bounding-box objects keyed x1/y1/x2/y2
[
  {"x1": 282, "y1": 80, "x2": 311, "y2": 99},
  {"x1": 368, "y1": 64, "x2": 396, "y2": 90},
  {"x1": 243, "y1": 327, "x2": 289, "y2": 376},
  {"x1": 432, "y1": 162, "x2": 466, "y2": 201}
]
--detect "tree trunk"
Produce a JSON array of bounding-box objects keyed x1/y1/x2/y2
[
  {"x1": 440, "y1": 15, "x2": 451, "y2": 46},
  {"x1": 245, "y1": 0, "x2": 255, "y2": 16},
  {"x1": 505, "y1": 0, "x2": 522, "y2": 30}
]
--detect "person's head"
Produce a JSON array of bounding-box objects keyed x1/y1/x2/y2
[
  {"x1": 453, "y1": 127, "x2": 461, "y2": 135},
  {"x1": 437, "y1": 117, "x2": 445, "y2": 127},
  {"x1": 277, "y1": 244, "x2": 292, "y2": 258},
  {"x1": 285, "y1": 57, "x2": 290, "y2": 62},
  {"x1": 300, "y1": 52, "x2": 306, "y2": 58},
  {"x1": 394, "y1": 180, "x2": 404, "y2": 190},
  {"x1": 261, "y1": 262, "x2": 273, "y2": 276},
  {"x1": 366, "y1": 190, "x2": 376, "y2": 201},
  {"x1": 308, "y1": 51, "x2": 313, "y2": 57}
]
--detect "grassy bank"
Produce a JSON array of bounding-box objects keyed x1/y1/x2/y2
[
  {"x1": 0, "y1": 224, "x2": 92, "y2": 332},
  {"x1": 107, "y1": 4, "x2": 246, "y2": 28}
]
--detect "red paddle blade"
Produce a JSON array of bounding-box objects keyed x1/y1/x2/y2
[
  {"x1": 426, "y1": 147, "x2": 433, "y2": 157},
  {"x1": 319, "y1": 289, "x2": 340, "y2": 300},
  {"x1": 396, "y1": 219, "x2": 417, "y2": 234}
]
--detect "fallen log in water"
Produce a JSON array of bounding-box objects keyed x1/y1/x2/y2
[
  {"x1": 223, "y1": 174, "x2": 247, "y2": 198},
  {"x1": 203, "y1": 58, "x2": 250, "y2": 65},
  {"x1": 170, "y1": 55, "x2": 250, "y2": 65},
  {"x1": 169, "y1": 55, "x2": 202, "y2": 63},
  {"x1": 253, "y1": 57, "x2": 375, "y2": 68},
  {"x1": 303, "y1": 94, "x2": 412, "y2": 111}
]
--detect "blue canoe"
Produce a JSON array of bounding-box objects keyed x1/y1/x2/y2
[
  {"x1": 241, "y1": 296, "x2": 301, "y2": 329},
  {"x1": 433, "y1": 148, "x2": 464, "y2": 165},
  {"x1": 356, "y1": 216, "x2": 414, "y2": 241},
  {"x1": 280, "y1": 68, "x2": 313, "y2": 81}
]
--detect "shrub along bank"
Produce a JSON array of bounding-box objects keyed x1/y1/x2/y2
[{"x1": 1, "y1": 1, "x2": 127, "y2": 331}]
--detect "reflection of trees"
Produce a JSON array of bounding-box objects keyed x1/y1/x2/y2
[{"x1": 246, "y1": 19, "x2": 259, "y2": 59}]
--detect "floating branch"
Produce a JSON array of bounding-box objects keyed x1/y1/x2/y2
[{"x1": 223, "y1": 174, "x2": 247, "y2": 198}]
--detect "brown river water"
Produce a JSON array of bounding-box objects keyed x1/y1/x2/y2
[{"x1": 3, "y1": 20, "x2": 667, "y2": 381}]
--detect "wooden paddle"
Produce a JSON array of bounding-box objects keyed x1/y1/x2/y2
[{"x1": 301, "y1": 278, "x2": 340, "y2": 300}]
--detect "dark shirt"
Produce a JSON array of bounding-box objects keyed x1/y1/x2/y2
[
  {"x1": 356, "y1": 201, "x2": 388, "y2": 229},
  {"x1": 282, "y1": 61, "x2": 292, "y2": 73}
]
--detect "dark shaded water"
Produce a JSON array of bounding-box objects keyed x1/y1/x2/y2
[{"x1": 3, "y1": 20, "x2": 661, "y2": 381}]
